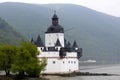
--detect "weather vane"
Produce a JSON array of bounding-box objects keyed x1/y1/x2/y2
[{"x1": 54, "y1": 10, "x2": 56, "y2": 14}]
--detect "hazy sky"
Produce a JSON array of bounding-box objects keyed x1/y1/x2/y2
[{"x1": 0, "y1": 0, "x2": 120, "y2": 17}]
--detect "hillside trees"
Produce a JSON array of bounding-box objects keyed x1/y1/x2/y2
[
  {"x1": 0, "y1": 42, "x2": 47, "y2": 77},
  {"x1": 0, "y1": 17, "x2": 25, "y2": 46}
]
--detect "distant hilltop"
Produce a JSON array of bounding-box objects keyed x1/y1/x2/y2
[{"x1": 0, "y1": 2, "x2": 120, "y2": 62}]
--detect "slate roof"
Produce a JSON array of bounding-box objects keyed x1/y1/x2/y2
[
  {"x1": 46, "y1": 13, "x2": 64, "y2": 33},
  {"x1": 46, "y1": 24, "x2": 64, "y2": 33},
  {"x1": 72, "y1": 40, "x2": 78, "y2": 48},
  {"x1": 30, "y1": 37, "x2": 34, "y2": 44},
  {"x1": 66, "y1": 41, "x2": 71, "y2": 48},
  {"x1": 64, "y1": 39, "x2": 67, "y2": 47},
  {"x1": 55, "y1": 39, "x2": 62, "y2": 46},
  {"x1": 35, "y1": 35, "x2": 44, "y2": 47},
  {"x1": 52, "y1": 13, "x2": 58, "y2": 18}
]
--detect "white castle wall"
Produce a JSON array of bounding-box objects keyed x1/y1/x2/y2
[
  {"x1": 40, "y1": 58, "x2": 79, "y2": 73},
  {"x1": 38, "y1": 48, "x2": 79, "y2": 73},
  {"x1": 45, "y1": 33, "x2": 64, "y2": 47},
  {"x1": 66, "y1": 52, "x2": 78, "y2": 57},
  {"x1": 38, "y1": 47, "x2": 78, "y2": 58}
]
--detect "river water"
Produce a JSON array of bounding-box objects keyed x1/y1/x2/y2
[{"x1": 50, "y1": 63, "x2": 120, "y2": 80}]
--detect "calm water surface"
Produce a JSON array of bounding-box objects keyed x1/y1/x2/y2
[{"x1": 50, "y1": 64, "x2": 120, "y2": 80}]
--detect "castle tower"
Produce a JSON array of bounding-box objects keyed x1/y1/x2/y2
[{"x1": 45, "y1": 12, "x2": 64, "y2": 47}]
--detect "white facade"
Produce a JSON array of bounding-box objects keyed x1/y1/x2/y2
[{"x1": 45, "y1": 33, "x2": 64, "y2": 47}]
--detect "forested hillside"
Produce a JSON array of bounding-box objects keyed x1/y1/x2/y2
[
  {"x1": 0, "y1": 2, "x2": 120, "y2": 62},
  {"x1": 0, "y1": 17, "x2": 25, "y2": 45}
]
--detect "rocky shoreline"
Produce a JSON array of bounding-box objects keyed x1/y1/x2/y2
[
  {"x1": 0, "y1": 72, "x2": 117, "y2": 80},
  {"x1": 42, "y1": 72, "x2": 114, "y2": 77}
]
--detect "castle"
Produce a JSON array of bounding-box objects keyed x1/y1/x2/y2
[{"x1": 31, "y1": 12, "x2": 82, "y2": 74}]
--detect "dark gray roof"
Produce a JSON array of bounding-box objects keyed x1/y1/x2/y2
[
  {"x1": 48, "y1": 47, "x2": 56, "y2": 51},
  {"x1": 46, "y1": 13, "x2": 64, "y2": 33},
  {"x1": 52, "y1": 14, "x2": 58, "y2": 18},
  {"x1": 72, "y1": 40, "x2": 78, "y2": 48},
  {"x1": 46, "y1": 24, "x2": 64, "y2": 33},
  {"x1": 66, "y1": 41, "x2": 71, "y2": 48},
  {"x1": 55, "y1": 39, "x2": 62, "y2": 46},
  {"x1": 43, "y1": 47, "x2": 58, "y2": 51},
  {"x1": 35, "y1": 35, "x2": 44, "y2": 47},
  {"x1": 30, "y1": 37, "x2": 34, "y2": 44},
  {"x1": 64, "y1": 39, "x2": 67, "y2": 47},
  {"x1": 77, "y1": 48, "x2": 82, "y2": 53}
]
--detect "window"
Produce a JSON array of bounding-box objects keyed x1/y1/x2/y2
[
  {"x1": 68, "y1": 61, "x2": 70, "y2": 64},
  {"x1": 56, "y1": 48, "x2": 58, "y2": 50},
  {"x1": 41, "y1": 48, "x2": 43, "y2": 50},
  {"x1": 74, "y1": 61, "x2": 76, "y2": 64},
  {"x1": 53, "y1": 61, "x2": 55, "y2": 64},
  {"x1": 71, "y1": 61, "x2": 73, "y2": 64}
]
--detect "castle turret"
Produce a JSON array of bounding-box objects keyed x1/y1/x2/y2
[
  {"x1": 52, "y1": 12, "x2": 59, "y2": 26},
  {"x1": 72, "y1": 40, "x2": 79, "y2": 51},
  {"x1": 30, "y1": 37, "x2": 34, "y2": 44},
  {"x1": 45, "y1": 12, "x2": 64, "y2": 47},
  {"x1": 66, "y1": 41, "x2": 72, "y2": 52},
  {"x1": 35, "y1": 35, "x2": 44, "y2": 47}
]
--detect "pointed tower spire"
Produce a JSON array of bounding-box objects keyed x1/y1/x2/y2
[
  {"x1": 66, "y1": 41, "x2": 71, "y2": 48},
  {"x1": 52, "y1": 10, "x2": 58, "y2": 26},
  {"x1": 30, "y1": 37, "x2": 34, "y2": 44},
  {"x1": 64, "y1": 39, "x2": 67, "y2": 47},
  {"x1": 35, "y1": 35, "x2": 44, "y2": 47},
  {"x1": 72, "y1": 40, "x2": 78, "y2": 48},
  {"x1": 55, "y1": 39, "x2": 62, "y2": 46}
]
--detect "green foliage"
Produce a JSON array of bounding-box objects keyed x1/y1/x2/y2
[
  {"x1": 39, "y1": 57, "x2": 47, "y2": 73},
  {"x1": 0, "y1": 45, "x2": 18, "y2": 75},
  {"x1": 20, "y1": 42, "x2": 39, "y2": 57},
  {"x1": 0, "y1": 42, "x2": 47, "y2": 77},
  {"x1": 11, "y1": 42, "x2": 47, "y2": 77}
]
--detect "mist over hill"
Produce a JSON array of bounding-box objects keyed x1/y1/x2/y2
[
  {"x1": 0, "y1": 17, "x2": 25, "y2": 45},
  {"x1": 0, "y1": 2, "x2": 120, "y2": 62}
]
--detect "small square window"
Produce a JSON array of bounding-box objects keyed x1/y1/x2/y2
[
  {"x1": 74, "y1": 61, "x2": 76, "y2": 64},
  {"x1": 53, "y1": 61, "x2": 55, "y2": 64},
  {"x1": 68, "y1": 61, "x2": 70, "y2": 63}
]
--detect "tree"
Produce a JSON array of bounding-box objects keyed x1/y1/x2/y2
[
  {"x1": 11, "y1": 42, "x2": 47, "y2": 77},
  {"x1": 0, "y1": 45, "x2": 18, "y2": 75}
]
